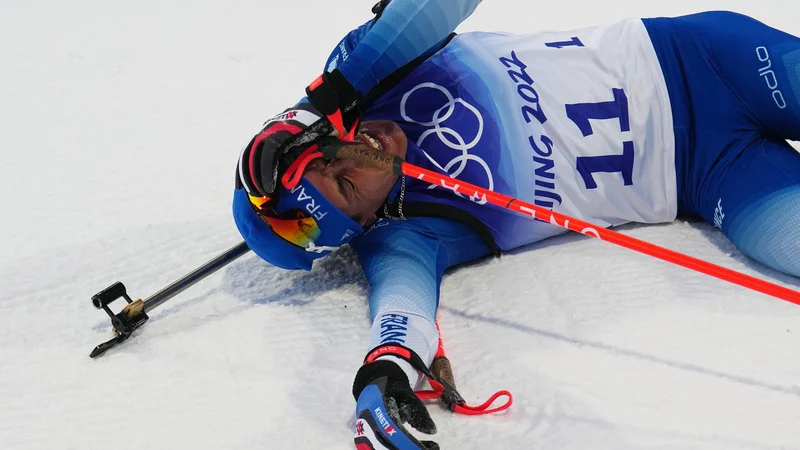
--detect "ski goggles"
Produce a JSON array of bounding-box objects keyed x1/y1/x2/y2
[
  {"x1": 244, "y1": 177, "x2": 363, "y2": 254},
  {"x1": 248, "y1": 194, "x2": 324, "y2": 251}
]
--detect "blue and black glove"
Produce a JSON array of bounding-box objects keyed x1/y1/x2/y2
[{"x1": 352, "y1": 359, "x2": 439, "y2": 450}]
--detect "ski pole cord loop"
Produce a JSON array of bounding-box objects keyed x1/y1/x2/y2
[
  {"x1": 453, "y1": 390, "x2": 513, "y2": 415},
  {"x1": 415, "y1": 388, "x2": 513, "y2": 415},
  {"x1": 363, "y1": 344, "x2": 514, "y2": 416}
]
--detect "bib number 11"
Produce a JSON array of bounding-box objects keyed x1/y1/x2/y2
[{"x1": 565, "y1": 88, "x2": 634, "y2": 189}]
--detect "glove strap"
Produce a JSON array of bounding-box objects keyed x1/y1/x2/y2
[{"x1": 363, "y1": 344, "x2": 513, "y2": 416}]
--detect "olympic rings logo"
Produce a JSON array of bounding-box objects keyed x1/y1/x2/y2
[{"x1": 400, "y1": 82, "x2": 493, "y2": 204}]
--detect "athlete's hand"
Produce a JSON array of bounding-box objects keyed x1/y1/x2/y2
[
  {"x1": 352, "y1": 360, "x2": 439, "y2": 450},
  {"x1": 237, "y1": 69, "x2": 361, "y2": 197},
  {"x1": 236, "y1": 102, "x2": 324, "y2": 197}
]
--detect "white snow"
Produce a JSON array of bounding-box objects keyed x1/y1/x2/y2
[{"x1": 2, "y1": 0, "x2": 800, "y2": 449}]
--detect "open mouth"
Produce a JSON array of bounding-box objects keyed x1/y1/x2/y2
[
  {"x1": 350, "y1": 121, "x2": 406, "y2": 159},
  {"x1": 357, "y1": 130, "x2": 387, "y2": 152}
]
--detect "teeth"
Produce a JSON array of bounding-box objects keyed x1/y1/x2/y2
[{"x1": 360, "y1": 133, "x2": 383, "y2": 151}]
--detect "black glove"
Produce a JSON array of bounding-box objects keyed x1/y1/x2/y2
[
  {"x1": 237, "y1": 69, "x2": 362, "y2": 197},
  {"x1": 352, "y1": 360, "x2": 439, "y2": 450},
  {"x1": 305, "y1": 68, "x2": 361, "y2": 138},
  {"x1": 235, "y1": 102, "x2": 324, "y2": 197}
]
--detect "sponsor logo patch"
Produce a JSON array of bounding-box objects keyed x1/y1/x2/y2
[
  {"x1": 374, "y1": 407, "x2": 398, "y2": 436},
  {"x1": 714, "y1": 198, "x2": 725, "y2": 229}
]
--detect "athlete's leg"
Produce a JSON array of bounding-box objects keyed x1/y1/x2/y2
[
  {"x1": 675, "y1": 11, "x2": 800, "y2": 140},
  {"x1": 674, "y1": 12, "x2": 800, "y2": 276},
  {"x1": 704, "y1": 137, "x2": 800, "y2": 278},
  {"x1": 645, "y1": 12, "x2": 800, "y2": 277},
  {"x1": 645, "y1": 11, "x2": 800, "y2": 214}
]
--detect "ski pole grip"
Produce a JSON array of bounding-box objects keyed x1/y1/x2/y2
[
  {"x1": 431, "y1": 356, "x2": 457, "y2": 390},
  {"x1": 330, "y1": 143, "x2": 404, "y2": 176},
  {"x1": 92, "y1": 282, "x2": 128, "y2": 309}
]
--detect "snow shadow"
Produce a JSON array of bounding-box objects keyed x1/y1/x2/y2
[
  {"x1": 219, "y1": 245, "x2": 369, "y2": 306},
  {"x1": 442, "y1": 306, "x2": 800, "y2": 398}
]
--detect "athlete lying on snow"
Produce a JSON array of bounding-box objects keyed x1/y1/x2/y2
[{"x1": 232, "y1": 1, "x2": 800, "y2": 448}]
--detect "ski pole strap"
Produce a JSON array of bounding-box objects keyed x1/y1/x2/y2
[{"x1": 363, "y1": 344, "x2": 513, "y2": 416}]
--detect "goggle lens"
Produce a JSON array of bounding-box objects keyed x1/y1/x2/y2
[{"x1": 248, "y1": 195, "x2": 321, "y2": 249}]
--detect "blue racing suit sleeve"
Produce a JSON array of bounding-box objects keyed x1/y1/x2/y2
[
  {"x1": 352, "y1": 216, "x2": 491, "y2": 322},
  {"x1": 322, "y1": 0, "x2": 483, "y2": 95},
  {"x1": 291, "y1": 1, "x2": 481, "y2": 117}
]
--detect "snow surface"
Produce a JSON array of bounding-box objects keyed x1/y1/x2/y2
[{"x1": 2, "y1": 0, "x2": 800, "y2": 449}]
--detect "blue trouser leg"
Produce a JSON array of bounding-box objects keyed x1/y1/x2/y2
[
  {"x1": 679, "y1": 12, "x2": 800, "y2": 140},
  {"x1": 716, "y1": 138, "x2": 800, "y2": 277},
  {"x1": 645, "y1": 11, "x2": 800, "y2": 277}
]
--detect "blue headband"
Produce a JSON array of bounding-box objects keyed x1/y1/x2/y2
[{"x1": 232, "y1": 177, "x2": 364, "y2": 270}]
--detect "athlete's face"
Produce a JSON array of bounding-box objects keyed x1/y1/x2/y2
[{"x1": 304, "y1": 120, "x2": 408, "y2": 228}]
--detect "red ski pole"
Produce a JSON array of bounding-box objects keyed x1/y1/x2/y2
[{"x1": 329, "y1": 144, "x2": 800, "y2": 307}]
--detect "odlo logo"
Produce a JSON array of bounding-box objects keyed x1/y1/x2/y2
[
  {"x1": 756, "y1": 46, "x2": 787, "y2": 109},
  {"x1": 713, "y1": 198, "x2": 725, "y2": 230}
]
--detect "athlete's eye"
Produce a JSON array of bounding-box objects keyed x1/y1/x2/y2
[{"x1": 337, "y1": 174, "x2": 354, "y2": 197}]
